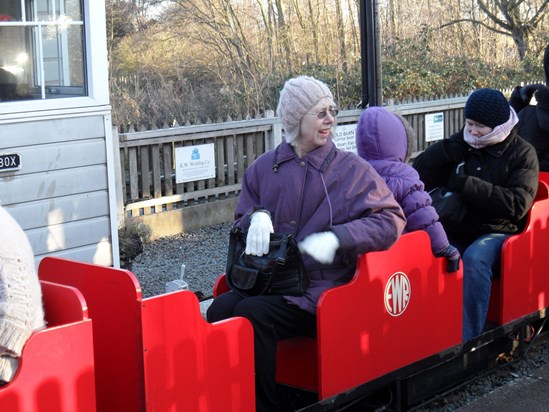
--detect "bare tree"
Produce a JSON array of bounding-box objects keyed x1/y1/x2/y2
[
  {"x1": 107, "y1": 0, "x2": 549, "y2": 128},
  {"x1": 335, "y1": 0, "x2": 347, "y2": 68},
  {"x1": 441, "y1": 0, "x2": 549, "y2": 60}
]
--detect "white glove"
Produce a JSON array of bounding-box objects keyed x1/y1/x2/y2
[
  {"x1": 298, "y1": 231, "x2": 340, "y2": 264},
  {"x1": 245, "y1": 211, "x2": 274, "y2": 256}
]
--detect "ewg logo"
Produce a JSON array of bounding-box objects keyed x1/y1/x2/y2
[{"x1": 384, "y1": 272, "x2": 411, "y2": 317}]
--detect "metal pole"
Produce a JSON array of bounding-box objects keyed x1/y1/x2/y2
[
  {"x1": 358, "y1": 0, "x2": 369, "y2": 108},
  {"x1": 359, "y1": 0, "x2": 382, "y2": 108},
  {"x1": 373, "y1": 0, "x2": 383, "y2": 105}
]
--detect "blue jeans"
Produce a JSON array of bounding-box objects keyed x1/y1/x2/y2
[{"x1": 458, "y1": 233, "x2": 510, "y2": 341}]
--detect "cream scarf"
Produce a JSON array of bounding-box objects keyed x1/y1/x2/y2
[{"x1": 464, "y1": 107, "x2": 519, "y2": 149}]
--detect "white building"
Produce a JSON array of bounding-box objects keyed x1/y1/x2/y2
[{"x1": 0, "y1": 0, "x2": 118, "y2": 267}]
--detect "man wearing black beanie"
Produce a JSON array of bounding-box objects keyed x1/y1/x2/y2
[
  {"x1": 509, "y1": 43, "x2": 549, "y2": 170},
  {"x1": 414, "y1": 88, "x2": 539, "y2": 341}
]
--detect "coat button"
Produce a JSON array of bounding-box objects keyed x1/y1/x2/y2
[
  {"x1": 300, "y1": 161, "x2": 305, "y2": 167},
  {"x1": 290, "y1": 220, "x2": 297, "y2": 226}
]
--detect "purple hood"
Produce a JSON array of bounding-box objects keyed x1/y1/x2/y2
[{"x1": 355, "y1": 107, "x2": 413, "y2": 163}]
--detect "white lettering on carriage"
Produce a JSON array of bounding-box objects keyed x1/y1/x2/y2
[{"x1": 384, "y1": 272, "x2": 411, "y2": 317}]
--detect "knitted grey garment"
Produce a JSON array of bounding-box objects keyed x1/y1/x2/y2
[{"x1": 0, "y1": 206, "x2": 45, "y2": 383}]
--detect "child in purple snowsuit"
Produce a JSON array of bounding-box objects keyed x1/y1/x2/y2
[{"x1": 355, "y1": 106, "x2": 460, "y2": 271}]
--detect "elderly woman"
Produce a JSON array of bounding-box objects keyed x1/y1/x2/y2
[{"x1": 207, "y1": 75, "x2": 406, "y2": 411}]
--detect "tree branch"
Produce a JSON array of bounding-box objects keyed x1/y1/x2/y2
[{"x1": 440, "y1": 18, "x2": 511, "y2": 37}]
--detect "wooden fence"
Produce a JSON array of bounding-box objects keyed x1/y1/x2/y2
[{"x1": 114, "y1": 95, "x2": 469, "y2": 235}]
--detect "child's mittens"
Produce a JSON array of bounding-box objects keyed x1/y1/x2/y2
[{"x1": 436, "y1": 244, "x2": 461, "y2": 273}]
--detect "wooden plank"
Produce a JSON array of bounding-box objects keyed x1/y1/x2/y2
[
  {"x1": 226, "y1": 134, "x2": 235, "y2": 185},
  {"x1": 207, "y1": 138, "x2": 216, "y2": 190},
  {"x1": 256, "y1": 131, "x2": 265, "y2": 157},
  {"x1": 120, "y1": 147, "x2": 128, "y2": 205},
  {"x1": 119, "y1": 123, "x2": 273, "y2": 146},
  {"x1": 175, "y1": 141, "x2": 185, "y2": 196},
  {"x1": 246, "y1": 135, "x2": 255, "y2": 168},
  {"x1": 162, "y1": 143, "x2": 173, "y2": 199},
  {"x1": 140, "y1": 146, "x2": 151, "y2": 201},
  {"x1": 417, "y1": 114, "x2": 425, "y2": 150},
  {"x1": 196, "y1": 139, "x2": 206, "y2": 201},
  {"x1": 152, "y1": 144, "x2": 162, "y2": 198},
  {"x1": 236, "y1": 135, "x2": 245, "y2": 183},
  {"x1": 125, "y1": 183, "x2": 242, "y2": 211},
  {"x1": 216, "y1": 135, "x2": 226, "y2": 187},
  {"x1": 387, "y1": 97, "x2": 467, "y2": 116},
  {"x1": 183, "y1": 141, "x2": 194, "y2": 196},
  {"x1": 129, "y1": 147, "x2": 139, "y2": 201}
]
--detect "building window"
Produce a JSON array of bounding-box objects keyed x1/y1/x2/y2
[{"x1": 0, "y1": 0, "x2": 85, "y2": 102}]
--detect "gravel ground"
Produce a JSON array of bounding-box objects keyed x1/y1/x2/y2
[
  {"x1": 128, "y1": 222, "x2": 549, "y2": 411},
  {"x1": 129, "y1": 222, "x2": 232, "y2": 299},
  {"x1": 416, "y1": 337, "x2": 549, "y2": 411}
]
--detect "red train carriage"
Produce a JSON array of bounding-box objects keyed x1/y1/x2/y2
[{"x1": 1, "y1": 181, "x2": 548, "y2": 411}]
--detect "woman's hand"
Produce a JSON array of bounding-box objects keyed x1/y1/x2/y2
[
  {"x1": 245, "y1": 211, "x2": 274, "y2": 256},
  {"x1": 299, "y1": 231, "x2": 340, "y2": 264}
]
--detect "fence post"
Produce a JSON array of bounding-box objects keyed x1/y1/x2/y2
[
  {"x1": 264, "y1": 110, "x2": 282, "y2": 150},
  {"x1": 112, "y1": 126, "x2": 125, "y2": 229}
]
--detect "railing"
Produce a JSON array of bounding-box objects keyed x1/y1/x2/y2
[{"x1": 114, "y1": 95, "x2": 469, "y2": 222}]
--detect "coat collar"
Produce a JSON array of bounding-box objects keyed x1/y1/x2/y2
[{"x1": 274, "y1": 140, "x2": 337, "y2": 172}]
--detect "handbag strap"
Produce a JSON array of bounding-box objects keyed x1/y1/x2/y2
[
  {"x1": 287, "y1": 235, "x2": 306, "y2": 272},
  {"x1": 226, "y1": 226, "x2": 240, "y2": 277}
]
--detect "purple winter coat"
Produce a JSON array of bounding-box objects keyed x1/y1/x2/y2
[
  {"x1": 355, "y1": 107, "x2": 450, "y2": 255},
  {"x1": 235, "y1": 139, "x2": 406, "y2": 314}
]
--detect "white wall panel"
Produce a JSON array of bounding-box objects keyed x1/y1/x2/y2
[
  {"x1": 6, "y1": 191, "x2": 109, "y2": 230},
  {"x1": 26, "y1": 216, "x2": 111, "y2": 256},
  {"x1": 0, "y1": 116, "x2": 106, "y2": 148},
  {"x1": 36, "y1": 240, "x2": 114, "y2": 267},
  {"x1": 0, "y1": 165, "x2": 107, "y2": 205}
]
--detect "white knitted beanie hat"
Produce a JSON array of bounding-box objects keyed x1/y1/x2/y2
[{"x1": 276, "y1": 76, "x2": 334, "y2": 143}]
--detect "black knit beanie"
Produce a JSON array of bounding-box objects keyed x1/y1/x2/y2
[{"x1": 464, "y1": 88, "x2": 510, "y2": 129}]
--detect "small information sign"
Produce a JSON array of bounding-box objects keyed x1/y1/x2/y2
[
  {"x1": 425, "y1": 112, "x2": 444, "y2": 142},
  {"x1": 175, "y1": 143, "x2": 216, "y2": 184},
  {"x1": 333, "y1": 124, "x2": 357, "y2": 154}
]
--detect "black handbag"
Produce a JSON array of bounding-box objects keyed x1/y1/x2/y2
[
  {"x1": 429, "y1": 187, "x2": 468, "y2": 231},
  {"x1": 226, "y1": 226, "x2": 310, "y2": 297}
]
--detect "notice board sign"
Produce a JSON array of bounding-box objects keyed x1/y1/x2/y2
[
  {"x1": 175, "y1": 143, "x2": 216, "y2": 184},
  {"x1": 425, "y1": 112, "x2": 444, "y2": 142},
  {"x1": 332, "y1": 124, "x2": 357, "y2": 154}
]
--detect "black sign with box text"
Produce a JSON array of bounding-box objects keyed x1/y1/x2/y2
[{"x1": 0, "y1": 153, "x2": 21, "y2": 172}]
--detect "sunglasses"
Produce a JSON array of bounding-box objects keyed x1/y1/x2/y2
[{"x1": 306, "y1": 107, "x2": 339, "y2": 119}]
